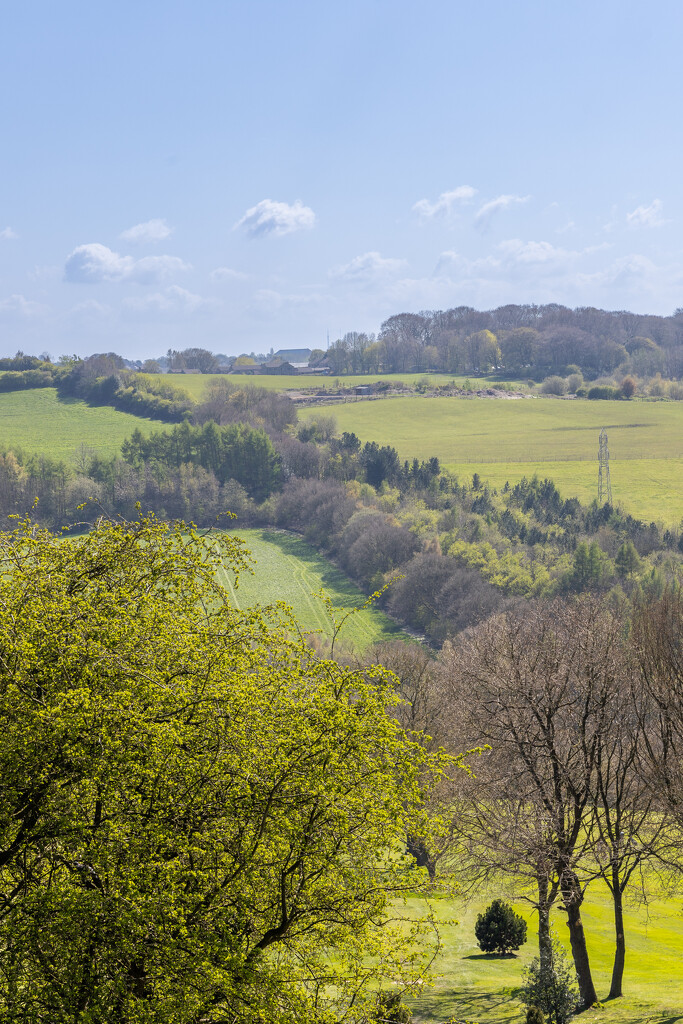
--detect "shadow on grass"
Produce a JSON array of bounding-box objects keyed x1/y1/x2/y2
[
  {"x1": 413, "y1": 986, "x2": 524, "y2": 1024},
  {"x1": 463, "y1": 952, "x2": 520, "y2": 961}
]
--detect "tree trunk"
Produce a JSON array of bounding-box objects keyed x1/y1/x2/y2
[
  {"x1": 609, "y1": 870, "x2": 626, "y2": 999},
  {"x1": 406, "y1": 835, "x2": 435, "y2": 881},
  {"x1": 561, "y1": 870, "x2": 598, "y2": 1009},
  {"x1": 537, "y1": 877, "x2": 553, "y2": 974}
]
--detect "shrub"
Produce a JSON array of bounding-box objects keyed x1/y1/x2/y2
[
  {"x1": 526, "y1": 1006, "x2": 545, "y2": 1024},
  {"x1": 521, "y1": 939, "x2": 578, "y2": 1024},
  {"x1": 587, "y1": 385, "x2": 621, "y2": 400},
  {"x1": 373, "y1": 991, "x2": 412, "y2": 1023},
  {"x1": 474, "y1": 899, "x2": 527, "y2": 954},
  {"x1": 540, "y1": 375, "x2": 567, "y2": 396},
  {"x1": 619, "y1": 375, "x2": 637, "y2": 399}
]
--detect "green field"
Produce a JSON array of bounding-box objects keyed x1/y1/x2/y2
[
  {"x1": 301, "y1": 396, "x2": 683, "y2": 524},
  {"x1": 406, "y1": 887, "x2": 683, "y2": 1023},
  {"x1": 216, "y1": 528, "x2": 405, "y2": 652},
  {"x1": 142, "y1": 372, "x2": 468, "y2": 400},
  {"x1": 0, "y1": 389, "x2": 158, "y2": 464}
]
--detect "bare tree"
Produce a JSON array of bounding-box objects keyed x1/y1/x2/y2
[
  {"x1": 589, "y1": 639, "x2": 679, "y2": 999},
  {"x1": 439, "y1": 599, "x2": 633, "y2": 1008}
]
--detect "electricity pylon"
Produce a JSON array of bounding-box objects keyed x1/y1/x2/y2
[{"x1": 598, "y1": 428, "x2": 612, "y2": 505}]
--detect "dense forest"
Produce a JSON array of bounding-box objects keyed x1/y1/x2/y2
[{"x1": 321, "y1": 303, "x2": 683, "y2": 378}]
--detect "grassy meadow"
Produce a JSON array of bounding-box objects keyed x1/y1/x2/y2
[
  {"x1": 0, "y1": 389, "x2": 158, "y2": 464},
  {"x1": 140, "y1": 371, "x2": 469, "y2": 400},
  {"x1": 216, "y1": 528, "x2": 405, "y2": 652},
  {"x1": 405, "y1": 886, "x2": 683, "y2": 1024},
  {"x1": 301, "y1": 396, "x2": 683, "y2": 525}
]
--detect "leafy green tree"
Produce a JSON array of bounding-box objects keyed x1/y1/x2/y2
[
  {"x1": 615, "y1": 540, "x2": 641, "y2": 578},
  {"x1": 474, "y1": 899, "x2": 527, "y2": 954},
  {"x1": 0, "y1": 512, "x2": 450, "y2": 1024}
]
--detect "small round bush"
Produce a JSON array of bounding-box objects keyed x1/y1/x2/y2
[
  {"x1": 474, "y1": 899, "x2": 527, "y2": 955},
  {"x1": 540, "y1": 375, "x2": 567, "y2": 396},
  {"x1": 526, "y1": 1005, "x2": 545, "y2": 1024}
]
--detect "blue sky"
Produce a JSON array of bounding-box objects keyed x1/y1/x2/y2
[{"x1": 1, "y1": 0, "x2": 682, "y2": 359}]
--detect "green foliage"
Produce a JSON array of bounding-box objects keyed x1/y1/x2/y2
[
  {"x1": 615, "y1": 540, "x2": 642, "y2": 577},
  {"x1": 587, "y1": 385, "x2": 622, "y2": 400},
  {"x1": 567, "y1": 540, "x2": 611, "y2": 591},
  {"x1": 0, "y1": 513, "x2": 451, "y2": 1023},
  {"x1": 474, "y1": 900, "x2": 528, "y2": 955},
  {"x1": 121, "y1": 420, "x2": 282, "y2": 499},
  {"x1": 374, "y1": 991, "x2": 413, "y2": 1023},
  {"x1": 522, "y1": 940, "x2": 579, "y2": 1024},
  {"x1": 526, "y1": 1005, "x2": 546, "y2": 1024}
]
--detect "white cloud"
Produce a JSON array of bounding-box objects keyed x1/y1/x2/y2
[
  {"x1": 234, "y1": 199, "x2": 315, "y2": 238},
  {"x1": 583, "y1": 253, "x2": 658, "y2": 288},
  {"x1": 210, "y1": 266, "x2": 248, "y2": 282},
  {"x1": 496, "y1": 238, "x2": 577, "y2": 266},
  {"x1": 329, "y1": 251, "x2": 407, "y2": 283},
  {"x1": 126, "y1": 255, "x2": 190, "y2": 284},
  {"x1": 475, "y1": 193, "x2": 530, "y2": 225},
  {"x1": 0, "y1": 294, "x2": 42, "y2": 317},
  {"x1": 64, "y1": 243, "x2": 189, "y2": 284},
  {"x1": 65, "y1": 244, "x2": 133, "y2": 282},
  {"x1": 412, "y1": 185, "x2": 477, "y2": 219},
  {"x1": 120, "y1": 218, "x2": 173, "y2": 244},
  {"x1": 626, "y1": 199, "x2": 665, "y2": 228},
  {"x1": 0, "y1": 227, "x2": 18, "y2": 240},
  {"x1": 123, "y1": 285, "x2": 215, "y2": 315}
]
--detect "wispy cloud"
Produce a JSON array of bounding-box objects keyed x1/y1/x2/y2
[
  {"x1": 413, "y1": 186, "x2": 477, "y2": 219},
  {"x1": 247, "y1": 287, "x2": 324, "y2": 318},
  {"x1": 626, "y1": 199, "x2": 666, "y2": 228},
  {"x1": 329, "y1": 251, "x2": 407, "y2": 283},
  {"x1": 120, "y1": 218, "x2": 173, "y2": 244},
  {"x1": 495, "y1": 238, "x2": 578, "y2": 266},
  {"x1": 123, "y1": 285, "x2": 215, "y2": 315},
  {"x1": 210, "y1": 266, "x2": 248, "y2": 282},
  {"x1": 234, "y1": 199, "x2": 315, "y2": 238},
  {"x1": 0, "y1": 294, "x2": 42, "y2": 316},
  {"x1": 475, "y1": 193, "x2": 530, "y2": 225},
  {"x1": 64, "y1": 243, "x2": 189, "y2": 284},
  {"x1": 0, "y1": 227, "x2": 18, "y2": 241}
]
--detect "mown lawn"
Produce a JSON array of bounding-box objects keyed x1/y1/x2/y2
[
  {"x1": 0, "y1": 389, "x2": 158, "y2": 464},
  {"x1": 216, "y1": 528, "x2": 405, "y2": 652},
  {"x1": 301, "y1": 396, "x2": 683, "y2": 524},
  {"x1": 405, "y1": 886, "x2": 683, "y2": 1023}
]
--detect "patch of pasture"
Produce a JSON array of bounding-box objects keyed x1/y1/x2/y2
[
  {"x1": 0, "y1": 389, "x2": 158, "y2": 464},
  {"x1": 215, "y1": 528, "x2": 405, "y2": 652},
  {"x1": 301, "y1": 396, "x2": 683, "y2": 524},
  {"x1": 141, "y1": 372, "x2": 469, "y2": 400}
]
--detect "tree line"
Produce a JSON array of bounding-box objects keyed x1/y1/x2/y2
[{"x1": 321, "y1": 304, "x2": 683, "y2": 380}]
